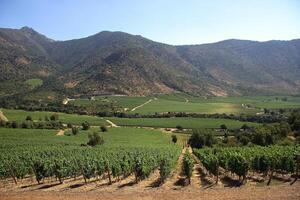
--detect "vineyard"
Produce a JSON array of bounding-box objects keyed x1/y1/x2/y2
[
  {"x1": 0, "y1": 145, "x2": 181, "y2": 186},
  {"x1": 193, "y1": 145, "x2": 300, "y2": 185}
]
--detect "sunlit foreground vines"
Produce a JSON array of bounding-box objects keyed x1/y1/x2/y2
[
  {"x1": 0, "y1": 145, "x2": 181, "y2": 185},
  {"x1": 193, "y1": 145, "x2": 300, "y2": 185}
]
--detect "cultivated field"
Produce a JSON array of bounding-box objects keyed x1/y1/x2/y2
[
  {"x1": 1, "y1": 109, "x2": 108, "y2": 126},
  {"x1": 1, "y1": 95, "x2": 300, "y2": 200},
  {"x1": 108, "y1": 117, "x2": 259, "y2": 129}
]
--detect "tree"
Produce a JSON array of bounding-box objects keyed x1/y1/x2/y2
[
  {"x1": 100, "y1": 125, "x2": 108, "y2": 132},
  {"x1": 220, "y1": 124, "x2": 227, "y2": 130},
  {"x1": 241, "y1": 124, "x2": 250, "y2": 131},
  {"x1": 72, "y1": 127, "x2": 79, "y2": 135},
  {"x1": 176, "y1": 125, "x2": 183, "y2": 131},
  {"x1": 238, "y1": 135, "x2": 250, "y2": 146},
  {"x1": 82, "y1": 121, "x2": 90, "y2": 130},
  {"x1": 189, "y1": 131, "x2": 205, "y2": 148},
  {"x1": 44, "y1": 116, "x2": 49, "y2": 121},
  {"x1": 252, "y1": 131, "x2": 266, "y2": 146},
  {"x1": 50, "y1": 114, "x2": 59, "y2": 121},
  {"x1": 171, "y1": 135, "x2": 177, "y2": 144},
  {"x1": 87, "y1": 132, "x2": 104, "y2": 146},
  {"x1": 26, "y1": 116, "x2": 32, "y2": 121},
  {"x1": 11, "y1": 121, "x2": 18, "y2": 128}
]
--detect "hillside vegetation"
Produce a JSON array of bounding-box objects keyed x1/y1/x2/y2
[{"x1": 0, "y1": 27, "x2": 300, "y2": 100}]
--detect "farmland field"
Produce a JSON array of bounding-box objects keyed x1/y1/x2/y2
[
  {"x1": 1, "y1": 109, "x2": 108, "y2": 126},
  {"x1": 0, "y1": 127, "x2": 170, "y2": 147},
  {"x1": 1, "y1": 95, "x2": 300, "y2": 200},
  {"x1": 68, "y1": 94, "x2": 300, "y2": 115},
  {"x1": 108, "y1": 117, "x2": 260, "y2": 129}
]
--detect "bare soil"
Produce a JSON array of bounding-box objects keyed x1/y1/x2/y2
[
  {"x1": 0, "y1": 110, "x2": 8, "y2": 121},
  {"x1": 0, "y1": 182, "x2": 299, "y2": 200},
  {"x1": 1, "y1": 148, "x2": 300, "y2": 200},
  {"x1": 56, "y1": 130, "x2": 65, "y2": 136}
]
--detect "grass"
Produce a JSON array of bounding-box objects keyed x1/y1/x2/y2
[
  {"x1": 62, "y1": 94, "x2": 300, "y2": 114},
  {"x1": 108, "y1": 117, "x2": 260, "y2": 129},
  {"x1": 25, "y1": 78, "x2": 43, "y2": 88},
  {"x1": 129, "y1": 98, "x2": 257, "y2": 114},
  {"x1": 0, "y1": 127, "x2": 171, "y2": 147},
  {"x1": 106, "y1": 96, "x2": 152, "y2": 110},
  {"x1": 1, "y1": 109, "x2": 108, "y2": 126}
]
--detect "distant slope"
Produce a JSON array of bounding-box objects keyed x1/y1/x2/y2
[{"x1": 0, "y1": 27, "x2": 299, "y2": 98}]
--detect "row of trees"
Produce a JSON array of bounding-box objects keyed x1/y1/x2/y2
[{"x1": 188, "y1": 121, "x2": 298, "y2": 149}]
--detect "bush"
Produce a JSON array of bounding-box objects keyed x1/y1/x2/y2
[
  {"x1": 171, "y1": 135, "x2": 177, "y2": 144},
  {"x1": 220, "y1": 124, "x2": 227, "y2": 130},
  {"x1": 11, "y1": 121, "x2": 18, "y2": 128},
  {"x1": 183, "y1": 152, "x2": 194, "y2": 184},
  {"x1": 87, "y1": 132, "x2": 104, "y2": 146},
  {"x1": 67, "y1": 123, "x2": 73, "y2": 128},
  {"x1": 241, "y1": 124, "x2": 250, "y2": 130},
  {"x1": 25, "y1": 115, "x2": 32, "y2": 121},
  {"x1": 176, "y1": 125, "x2": 183, "y2": 130},
  {"x1": 50, "y1": 114, "x2": 59, "y2": 121},
  {"x1": 100, "y1": 125, "x2": 108, "y2": 132},
  {"x1": 72, "y1": 127, "x2": 79, "y2": 135},
  {"x1": 238, "y1": 135, "x2": 250, "y2": 146},
  {"x1": 189, "y1": 129, "x2": 216, "y2": 148},
  {"x1": 82, "y1": 121, "x2": 90, "y2": 130}
]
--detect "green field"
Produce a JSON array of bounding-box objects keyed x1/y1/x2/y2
[
  {"x1": 128, "y1": 98, "x2": 256, "y2": 114},
  {"x1": 108, "y1": 117, "x2": 259, "y2": 129},
  {"x1": 25, "y1": 78, "x2": 43, "y2": 88},
  {"x1": 65, "y1": 94, "x2": 300, "y2": 114},
  {"x1": 1, "y1": 109, "x2": 108, "y2": 126},
  {"x1": 0, "y1": 126, "x2": 170, "y2": 147}
]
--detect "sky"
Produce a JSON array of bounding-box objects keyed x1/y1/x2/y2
[{"x1": 0, "y1": 0, "x2": 300, "y2": 45}]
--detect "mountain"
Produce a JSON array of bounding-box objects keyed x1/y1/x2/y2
[{"x1": 0, "y1": 27, "x2": 299, "y2": 98}]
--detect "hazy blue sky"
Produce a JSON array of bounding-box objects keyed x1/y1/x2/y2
[{"x1": 0, "y1": 0, "x2": 299, "y2": 45}]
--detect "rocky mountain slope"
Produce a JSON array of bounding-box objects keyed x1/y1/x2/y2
[{"x1": 0, "y1": 27, "x2": 299, "y2": 97}]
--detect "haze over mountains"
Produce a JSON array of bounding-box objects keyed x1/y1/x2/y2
[{"x1": 0, "y1": 26, "x2": 300, "y2": 98}]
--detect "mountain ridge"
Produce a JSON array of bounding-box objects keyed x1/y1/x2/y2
[{"x1": 0, "y1": 27, "x2": 299, "y2": 98}]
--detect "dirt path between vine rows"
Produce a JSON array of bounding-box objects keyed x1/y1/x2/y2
[{"x1": 161, "y1": 147, "x2": 187, "y2": 189}]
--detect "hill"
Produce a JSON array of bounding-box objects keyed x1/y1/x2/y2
[{"x1": 0, "y1": 27, "x2": 299, "y2": 99}]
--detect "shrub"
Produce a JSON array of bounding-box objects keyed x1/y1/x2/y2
[
  {"x1": 100, "y1": 125, "x2": 108, "y2": 132},
  {"x1": 72, "y1": 127, "x2": 79, "y2": 135},
  {"x1": 189, "y1": 129, "x2": 216, "y2": 148},
  {"x1": 82, "y1": 121, "x2": 90, "y2": 130},
  {"x1": 183, "y1": 152, "x2": 194, "y2": 184},
  {"x1": 25, "y1": 115, "x2": 32, "y2": 121},
  {"x1": 176, "y1": 125, "x2": 183, "y2": 130},
  {"x1": 220, "y1": 124, "x2": 227, "y2": 130},
  {"x1": 50, "y1": 114, "x2": 59, "y2": 121},
  {"x1": 11, "y1": 121, "x2": 18, "y2": 128},
  {"x1": 171, "y1": 135, "x2": 177, "y2": 144},
  {"x1": 67, "y1": 123, "x2": 73, "y2": 128},
  {"x1": 87, "y1": 132, "x2": 104, "y2": 146}
]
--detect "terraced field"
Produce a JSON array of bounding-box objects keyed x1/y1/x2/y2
[{"x1": 108, "y1": 117, "x2": 259, "y2": 129}]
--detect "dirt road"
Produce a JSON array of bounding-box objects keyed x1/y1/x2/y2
[
  {"x1": 131, "y1": 99, "x2": 153, "y2": 111},
  {"x1": 106, "y1": 119, "x2": 119, "y2": 127}
]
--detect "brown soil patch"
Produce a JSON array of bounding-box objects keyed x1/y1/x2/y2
[
  {"x1": 0, "y1": 182, "x2": 299, "y2": 200},
  {"x1": 0, "y1": 110, "x2": 8, "y2": 121},
  {"x1": 56, "y1": 130, "x2": 65, "y2": 136}
]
